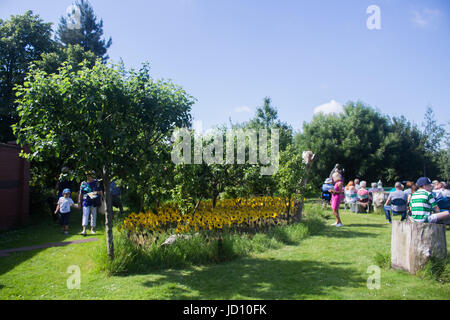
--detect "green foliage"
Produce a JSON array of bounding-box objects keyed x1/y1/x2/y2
[
  {"x1": 417, "y1": 257, "x2": 449, "y2": 284},
  {"x1": 0, "y1": 10, "x2": 55, "y2": 142},
  {"x1": 13, "y1": 60, "x2": 194, "y2": 259},
  {"x1": 98, "y1": 218, "x2": 319, "y2": 275},
  {"x1": 421, "y1": 107, "x2": 448, "y2": 179},
  {"x1": 374, "y1": 251, "x2": 391, "y2": 269},
  {"x1": 295, "y1": 101, "x2": 444, "y2": 186},
  {"x1": 276, "y1": 145, "x2": 305, "y2": 198},
  {"x1": 56, "y1": 0, "x2": 112, "y2": 61},
  {"x1": 34, "y1": 44, "x2": 97, "y2": 75}
]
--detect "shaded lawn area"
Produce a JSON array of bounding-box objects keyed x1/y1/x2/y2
[{"x1": 0, "y1": 203, "x2": 449, "y2": 300}]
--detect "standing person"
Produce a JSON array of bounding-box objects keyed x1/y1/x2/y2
[
  {"x1": 110, "y1": 181, "x2": 124, "y2": 215},
  {"x1": 330, "y1": 172, "x2": 344, "y2": 227},
  {"x1": 384, "y1": 182, "x2": 408, "y2": 223},
  {"x1": 54, "y1": 188, "x2": 78, "y2": 235},
  {"x1": 409, "y1": 177, "x2": 450, "y2": 224},
  {"x1": 78, "y1": 172, "x2": 102, "y2": 236}
]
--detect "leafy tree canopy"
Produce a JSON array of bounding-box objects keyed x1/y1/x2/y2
[{"x1": 0, "y1": 10, "x2": 55, "y2": 142}]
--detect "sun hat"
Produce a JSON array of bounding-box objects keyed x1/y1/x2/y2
[
  {"x1": 417, "y1": 177, "x2": 432, "y2": 187},
  {"x1": 62, "y1": 188, "x2": 71, "y2": 195},
  {"x1": 325, "y1": 178, "x2": 332, "y2": 184}
]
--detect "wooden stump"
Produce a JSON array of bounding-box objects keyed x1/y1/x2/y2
[{"x1": 391, "y1": 221, "x2": 447, "y2": 274}]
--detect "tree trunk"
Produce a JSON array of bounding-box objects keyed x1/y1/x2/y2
[
  {"x1": 212, "y1": 193, "x2": 218, "y2": 209},
  {"x1": 293, "y1": 155, "x2": 315, "y2": 222},
  {"x1": 391, "y1": 221, "x2": 447, "y2": 274},
  {"x1": 103, "y1": 166, "x2": 114, "y2": 261}
]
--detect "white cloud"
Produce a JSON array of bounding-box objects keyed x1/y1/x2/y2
[
  {"x1": 234, "y1": 106, "x2": 252, "y2": 113},
  {"x1": 313, "y1": 100, "x2": 344, "y2": 115},
  {"x1": 412, "y1": 8, "x2": 442, "y2": 28}
]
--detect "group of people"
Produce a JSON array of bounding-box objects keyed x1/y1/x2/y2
[
  {"x1": 321, "y1": 169, "x2": 450, "y2": 227},
  {"x1": 54, "y1": 169, "x2": 124, "y2": 236},
  {"x1": 384, "y1": 178, "x2": 450, "y2": 224},
  {"x1": 321, "y1": 177, "x2": 380, "y2": 212}
]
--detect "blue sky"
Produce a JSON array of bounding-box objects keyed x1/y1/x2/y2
[{"x1": 1, "y1": 0, "x2": 449, "y2": 132}]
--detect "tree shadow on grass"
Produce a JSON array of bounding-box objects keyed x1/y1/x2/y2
[
  {"x1": 0, "y1": 207, "x2": 125, "y2": 277},
  {"x1": 141, "y1": 258, "x2": 366, "y2": 299},
  {"x1": 314, "y1": 226, "x2": 377, "y2": 239},
  {"x1": 346, "y1": 224, "x2": 387, "y2": 228}
]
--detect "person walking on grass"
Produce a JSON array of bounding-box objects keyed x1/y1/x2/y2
[
  {"x1": 330, "y1": 172, "x2": 344, "y2": 227},
  {"x1": 78, "y1": 172, "x2": 102, "y2": 236},
  {"x1": 54, "y1": 188, "x2": 78, "y2": 235}
]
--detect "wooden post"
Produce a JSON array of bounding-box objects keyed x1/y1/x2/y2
[{"x1": 391, "y1": 221, "x2": 447, "y2": 274}]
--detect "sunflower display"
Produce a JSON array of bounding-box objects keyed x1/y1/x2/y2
[{"x1": 119, "y1": 197, "x2": 297, "y2": 243}]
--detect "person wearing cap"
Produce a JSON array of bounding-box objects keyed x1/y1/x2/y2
[
  {"x1": 54, "y1": 188, "x2": 78, "y2": 235},
  {"x1": 384, "y1": 182, "x2": 408, "y2": 223},
  {"x1": 322, "y1": 178, "x2": 334, "y2": 192},
  {"x1": 409, "y1": 177, "x2": 450, "y2": 224}
]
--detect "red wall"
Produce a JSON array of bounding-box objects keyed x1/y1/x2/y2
[{"x1": 0, "y1": 143, "x2": 30, "y2": 231}]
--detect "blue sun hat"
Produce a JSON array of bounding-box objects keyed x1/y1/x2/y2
[{"x1": 62, "y1": 188, "x2": 71, "y2": 195}]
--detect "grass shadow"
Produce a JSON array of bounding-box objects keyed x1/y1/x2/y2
[
  {"x1": 348, "y1": 224, "x2": 387, "y2": 228},
  {"x1": 140, "y1": 257, "x2": 366, "y2": 299},
  {"x1": 0, "y1": 206, "x2": 125, "y2": 276},
  {"x1": 315, "y1": 226, "x2": 377, "y2": 239}
]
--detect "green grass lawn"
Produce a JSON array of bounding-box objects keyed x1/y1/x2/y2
[{"x1": 0, "y1": 203, "x2": 449, "y2": 300}]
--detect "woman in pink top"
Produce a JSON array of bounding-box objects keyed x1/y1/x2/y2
[{"x1": 330, "y1": 172, "x2": 344, "y2": 227}]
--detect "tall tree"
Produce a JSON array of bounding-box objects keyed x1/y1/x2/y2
[
  {"x1": 14, "y1": 61, "x2": 194, "y2": 260},
  {"x1": 421, "y1": 106, "x2": 445, "y2": 178},
  {"x1": 56, "y1": 0, "x2": 112, "y2": 61},
  {"x1": 295, "y1": 101, "x2": 429, "y2": 185},
  {"x1": 0, "y1": 11, "x2": 55, "y2": 142}
]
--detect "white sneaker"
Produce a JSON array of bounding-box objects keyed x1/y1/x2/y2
[
  {"x1": 336, "y1": 223, "x2": 343, "y2": 227},
  {"x1": 91, "y1": 229, "x2": 96, "y2": 234},
  {"x1": 330, "y1": 222, "x2": 338, "y2": 226}
]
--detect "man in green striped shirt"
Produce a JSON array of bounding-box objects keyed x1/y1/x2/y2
[{"x1": 409, "y1": 177, "x2": 450, "y2": 223}]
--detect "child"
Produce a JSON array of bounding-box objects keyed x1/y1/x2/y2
[
  {"x1": 54, "y1": 188, "x2": 78, "y2": 235},
  {"x1": 330, "y1": 172, "x2": 344, "y2": 227}
]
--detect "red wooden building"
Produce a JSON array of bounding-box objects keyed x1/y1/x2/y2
[{"x1": 0, "y1": 143, "x2": 30, "y2": 231}]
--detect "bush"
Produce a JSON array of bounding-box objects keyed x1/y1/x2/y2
[
  {"x1": 374, "y1": 251, "x2": 391, "y2": 269},
  {"x1": 98, "y1": 215, "x2": 325, "y2": 275},
  {"x1": 417, "y1": 257, "x2": 449, "y2": 283}
]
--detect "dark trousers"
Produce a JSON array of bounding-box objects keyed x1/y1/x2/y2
[{"x1": 384, "y1": 206, "x2": 406, "y2": 222}]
